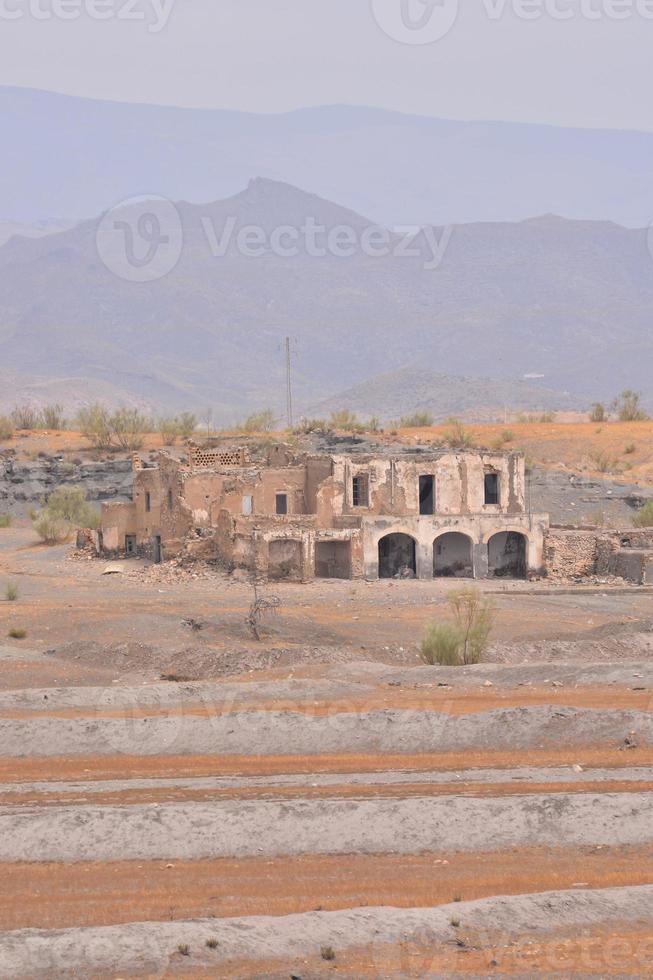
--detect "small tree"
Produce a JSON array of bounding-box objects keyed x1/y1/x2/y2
[
  {"x1": 77, "y1": 403, "x2": 114, "y2": 450},
  {"x1": 177, "y1": 412, "x2": 197, "y2": 438},
  {"x1": 400, "y1": 411, "x2": 434, "y2": 428},
  {"x1": 589, "y1": 402, "x2": 606, "y2": 423},
  {"x1": 158, "y1": 416, "x2": 182, "y2": 446},
  {"x1": 612, "y1": 390, "x2": 648, "y2": 422},
  {"x1": 33, "y1": 486, "x2": 99, "y2": 544},
  {"x1": 329, "y1": 409, "x2": 361, "y2": 432},
  {"x1": 241, "y1": 409, "x2": 276, "y2": 433},
  {"x1": 110, "y1": 408, "x2": 149, "y2": 451}
]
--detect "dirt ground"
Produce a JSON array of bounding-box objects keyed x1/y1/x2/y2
[{"x1": 0, "y1": 523, "x2": 652, "y2": 976}]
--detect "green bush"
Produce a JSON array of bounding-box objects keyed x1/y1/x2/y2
[
  {"x1": 40, "y1": 403, "x2": 67, "y2": 429},
  {"x1": 240, "y1": 409, "x2": 276, "y2": 433},
  {"x1": 329, "y1": 409, "x2": 362, "y2": 432},
  {"x1": 443, "y1": 418, "x2": 473, "y2": 449},
  {"x1": 0, "y1": 514, "x2": 11, "y2": 528},
  {"x1": 5, "y1": 582, "x2": 18, "y2": 602},
  {"x1": 177, "y1": 412, "x2": 197, "y2": 438},
  {"x1": 77, "y1": 403, "x2": 114, "y2": 450},
  {"x1": 612, "y1": 390, "x2": 648, "y2": 422},
  {"x1": 589, "y1": 402, "x2": 606, "y2": 423},
  {"x1": 111, "y1": 408, "x2": 149, "y2": 450},
  {"x1": 33, "y1": 486, "x2": 99, "y2": 544},
  {"x1": 420, "y1": 587, "x2": 493, "y2": 666},
  {"x1": 633, "y1": 500, "x2": 653, "y2": 528},
  {"x1": 400, "y1": 411, "x2": 434, "y2": 428},
  {"x1": 589, "y1": 450, "x2": 618, "y2": 474}
]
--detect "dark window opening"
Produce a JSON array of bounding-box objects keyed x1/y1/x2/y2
[
  {"x1": 275, "y1": 493, "x2": 288, "y2": 515},
  {"x1": 167, "y1": 489, "x2": 173, "y2": 510},
  {"x1": 352, "y1": 474, "x2": 369, "y2": 507},
  {"x1": 145, "y1": 491, "x2": 151, "y2": 512},
  {"x1": 419, "y1": 475, "x2": 435, "y2": 515},
  {"x1": 484, "y1": 472, "x2": 499, "y2": 505},
  {"x1": 125, "y1": 535, "x2": 137, "y2": 556}
]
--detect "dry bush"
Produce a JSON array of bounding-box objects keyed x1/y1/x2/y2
[
  {"x1": 33, "y1": 486, "x2": 99, "y2": 544},
  {"x1": 613, "y1": 389, "x2": 648, "y2": 422},
  {"x1": 32, "y1": 511, "x2": 72, "y2": 545},
  {"x1": 8, "y1": 627, "x2": 27, "y2": 639},
  {"x1": 40, "y1": 403, "x2": 67, "y2": 429},
  {"x1": 0, "y1": 514, "x2": 11, "y2": 528},
  {"x1": 239, "y1": 409, "x2": 276, "y2": 433},
  {"x1": 111, "y1": 408, "x2": 149, "y2": 450},
  {"x1": 158, "y1": 416, "x2": 181, "y2": 446},
  {"x1": 5, "y1": 582, "x2": 18, "y2": 601},
  {"x1": 443, "y1": 418, "x2": 473, "y2": 449},
  {"x1": 329, "y1": 409, "x2": 362, "y2": 432},
  {"x1": 0, "y1": 416, "x2": 14, "y2": 441},
  {"x1": 400, "y1": 411, "x2": 434, "y2": 427},
  {"x1": 633, "y1": 500, "x2": 653, "y2": 528},
  {"x1": 11, "y1": 404, "x2": 41, "y2": 429},
  {"x1": 320, "y1": 945, "x2": 336, "y2": 961},
  {"x1": 588, "y1": 450, "x2": 618, "y2": 474},
  {"x1": 177, "y1": 412, "x2": 197, "y2": 438},
  {"x1": 77, "y1": 403, "x2": 114, "y2": 450},
  {"x1": 589, "y1": 402, "x2": 606, "y2": 422}
]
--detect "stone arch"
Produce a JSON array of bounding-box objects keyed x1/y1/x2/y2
[
  {"x1": 487, "y1": 531, "x2": 528, "y2": 579},
  {"x1": 378, "y1": 533, "x2": 417, "y2": 579},
  {"x1": 433, "y1": 531, "x2": 475, "y2": 578}
]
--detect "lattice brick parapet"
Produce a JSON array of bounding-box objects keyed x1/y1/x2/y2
[{"x1": 188, "y1": 447, "x2": 248, "y2": 469}]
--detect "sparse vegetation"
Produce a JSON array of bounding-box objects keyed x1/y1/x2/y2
[
  {"x1": 450, "y1": 917, "x2": 461, "y2": 928},
  {"x1": 589, "y1": 402, "x2": 606, "y2": 423},
  {"x1": 32, "y1": 486, "x2": 99, "y2": 544},
  {"x1": 516, "y1": 411, "x2": 555, "y2": 423},
  {"x1": 11, "y1": 404, "x2": 41, "y2": 429},
  {"x1": 76, "y1": 403, "x2": 114, "y2": 450},
  {"x1": 0, "y1": 416, "x2": 14, "y2": 441},
  {"x1": 176, "y1": 943, "x2": 190, "y2": 957},
  {"x1": 40, "y1": 403, "x2": 67, "y2": 429},
  {"x1": 111, "y1": 408, "x2": 149, "y2": 450},
  {"x1": 158, "y1": 416, "x2": 182, "y2": 445},
  {"x1": 320, "y1": 945, "x2": 336, "y2": 961},
  {"x1": 177, "y1": 412, "x2": 197, "y2": 438},
  {"x1": 624, "y1": 443, "x2": 636, "y2": 455},
  {"x1": 588, "y1": 450, "x2": 618, "y2": 474},
  {"x1": 400, "y1": 410, "x2": 434, "y2": 428},
  {"x1": 443, "y1": 418, "x2": 473, "y2": 449},
  {"x1": 5, "y1": 582, "x2": 18, "y2": 602},
  {"x1": 8, "y1": 628, "x2": 26, "y2": 639},
  {"x1": 239, "y1": 409, "x2": 277, "y2": 433},
  {"x1": 420, "y1": 587, "x2": 493, "y2": 666},
  {"x1": 77, "y1": 404, "x2": 149, "y2": 450},
  {"x1": 293, "y1": 417, "x2": 329, "y2": 435},
  {"x1": 329, "y1": 409, "x2": 362, "y2": 432},
  {"x1": 205, "y1": 938, "x2": 219, "y2": 949},
  {"x1": 633, "y1": 500, "x2": 653, "y2": 528},
  {"x1": 0, "y1": 514, "x2": 11, "y2": 528},
  {"x1": 612, "y1": 389, "x2": 648, "y2": 422}
]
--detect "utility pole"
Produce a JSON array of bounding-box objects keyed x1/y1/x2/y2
[{"x1": 285, "y1": 336, "x2": 293, "y2": 429}]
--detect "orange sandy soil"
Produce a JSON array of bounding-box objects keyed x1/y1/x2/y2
[
  {"x1": 2, "y1": 747, "x2": 651, "y2": 784},
  {"x1": 4, "y1": 779, "x2": 652, "y2": 809},
  {"x1": 209, "y1": 925, "x2": 653, "y2": 979},
  {"x1": 1, "y1": 846, "x2": 651, "y2": 932},
  {"x1": 1, "y1": 686, "x2": 650, "y2": 723}
]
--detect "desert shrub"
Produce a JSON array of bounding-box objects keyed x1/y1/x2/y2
[
  {"x1": 111, "y1": 408, "x2": 149, "y2": 450},
  {"x1": 624, "y1": 443, "x2": 636, "y2": 455},
  {"x1": 329, "y1": 409, "x2": 362, "y2": 432},
  {"x1": 320, "y1": 946, "x2": 336, "y2": 961},
  {"x1": 366, "y1": 416, "x2": 382, "y2": 433},
  {"x1": 177, "y1": 412, "x2": 197, "y2": 438},
  {"x1": 293, "y1": 417, "x2": 329, "y2": 435},
  {"x1": 0, "y1": 514, "x2": 11, "y2": 528},
  {"x1": 400, "y1": 411, "x2": 434, "y2": 428},
  {"x1": 176, "y1": 943, "x2": 190, "y2": 957},
  {"x1": 33, "y1": 486, "x2": 99, "y2": 544},
  {"x1": 589, "y1": 402, "x2": 606, "y2": 423},
  {"x1": 420, "y1": 623, "x2": 464, "y2": 666},
  {"x1": 516, "y1": 411, "x2": 554, "y2": 423},
  {"x1": 589, "y1": 450, "x2": 618, "y2": 474},
  {"x1": 240, "y1": 409, "x2": 276, "y2": 433},
  {"x1": 40, "y1": 403, "x2": 67, "y2": 429},
  {"x1": 443, "y1": 418, "x2": 473, "y2": 449},
  {"x1": 77, "y1": 403, "x2": 115, "y2": 450},
  {"x1": 612, "y1": 389, "x2": 648, "y2": 422},
  {"x1": 420, "y1": 587, "x2": 493, "y2": 667},
  {"x1": 0, "y1": 416, "x2": 14, "y2": 441},
  {"x1": 491, "y1": 429, "x2": 515, "y2": 449},
  {"x1": 8, "y1": 627, "x2": 26, "y2": 639},
  {"x1": 158, "y1": 416, "x2": 182, "y2": 446},
  {"x1": 633, "y1": 500, "x2": 653, "y2": 528},
  {"x1": 205, "y1": 938, "x2": 219, "y2": 949},
  {"x1": 5, "y1": 582, "x2": 18, "y2": 601},
  {"x1": 32, "y1": 511, "x2": 72, "y2": 544},
  {"x1": 11, "y1": 404, "x2": 41, "y2": 429}
]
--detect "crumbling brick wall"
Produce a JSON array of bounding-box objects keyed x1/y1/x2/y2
[{"x1": 545, "y1": 528, "x2": 599, "y2": 578}]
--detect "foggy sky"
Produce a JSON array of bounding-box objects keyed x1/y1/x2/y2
[{"x1": 1, "y1": 0, "x2": 652, "y2": 131}]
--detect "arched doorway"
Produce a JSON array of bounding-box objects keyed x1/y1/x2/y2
[
  {"x1": 488, "y1": 532, "x2": 527, "y2": 579},
  {"x1": 433, "y1": 532, "x2": 474, "y2": 578},
  {"x1": 378, "y1": 533, "x2": 417, "y2": 579}
]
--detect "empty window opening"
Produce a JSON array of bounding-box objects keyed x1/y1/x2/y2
[
  {"x1": 145, "y1": 491, "x2": 151, "y2": 512},
  {"x1": 152, "y1": 535, "x2": 162, "y2": 564},
  {"x1": 378, "y1": 533, "x2": 417, "y2": 579},
  {"x1": 167, "y1": 489, "x2": 173, "y2": 510},
  {"x1": 125, "y1": 535, "x2": 137, "y2": 556},
  {"x1": 484, "y1": 472, "x2": 499, "y2": 505},
  {"x1": 275, "y1": 493, "x2": 288, "y2": 515},
  {"x1": 315, "y1": 541, "x2": 351, "y2": 579},
  {"x1": 419, "y1": 475, "x2": 435, "y2": 515},
  {"x1": 433, "y1": 532, "x2": 474, "y2": 578},
  {"x1": 242, "y1": 495, "x2": 253, "y2": 516},
  {"x1": 352, "y1": 474, "x2": 369, "y2": 507}
]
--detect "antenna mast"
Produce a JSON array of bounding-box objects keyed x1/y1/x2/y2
[{"x1": 285, "y1": 336, "x2": 293, "y2": 428}]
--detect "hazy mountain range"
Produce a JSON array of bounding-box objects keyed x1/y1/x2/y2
[
  {"x1": 1, "y1": 177, "x2": 652, "y2": 421},
  {"x1": 4, "y1": 86, "x2": 653, "y2": 229}
]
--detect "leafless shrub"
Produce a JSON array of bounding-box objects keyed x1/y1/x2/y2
[
  {"x1": 11, "y1": 404, "x2": 41, "y2": 429},
  {"x1": 40, "y1": 403, "x2": 67, "y2": 429},
  {"x1": 246, "y1": 585, "x2": 282, "y2": 641},
  {"x1": 443, "y1": 418, "x2": 473, "y2": 449},
  {"x1": 612, "y1": 389, "x2": 648, "y2": 422},
  {"x1": 0, "y1": 416, "x2": 15, "y2": 441}
]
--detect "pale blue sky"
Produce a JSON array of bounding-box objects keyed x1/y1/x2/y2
[{"x1": 1, "y1": 0, "x2": 652, "y2": 131}]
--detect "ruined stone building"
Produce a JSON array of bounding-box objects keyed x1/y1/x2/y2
[{"x1": 100, "y1": 445, "x2": 549, "y2": 581}]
